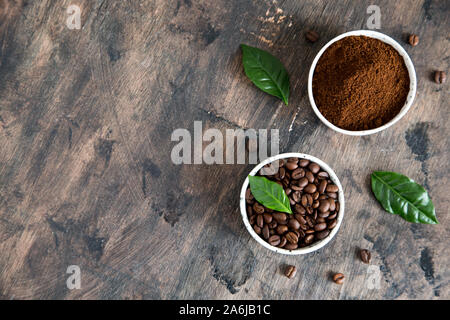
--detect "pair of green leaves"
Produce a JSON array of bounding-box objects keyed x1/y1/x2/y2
[
  {"x1": 371, "y1": 171, "x2": 438, "y2": 224},
  {"x1": 248, "y1": 171, "x2": 438, "y2": 224},
  {"x1": 241, "y1": 44, "x2": 290, "y2": 105},
  {"x1": 248, "y1": 175, "x2": 292, "y2": 214}
]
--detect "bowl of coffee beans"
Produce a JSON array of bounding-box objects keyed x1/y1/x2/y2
[
  {"x1": 308, "y1": 30, "x2": 417, "y2": 135},
  {"x1": 240, "y1": 153, "x2": 345, "y2": 255}
]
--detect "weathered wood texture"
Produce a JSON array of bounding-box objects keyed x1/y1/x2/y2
[{"x1": 0, "y1": 0, "x2": 449, "y2": 300}]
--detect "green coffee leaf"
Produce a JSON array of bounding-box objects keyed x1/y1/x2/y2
[
  {"x1": 241, "y1": 44, "x2": 290, "y2": 105},
  {"x1": 248, "y1": 175, "x2": 292, "y2": 214},
  {"x1": 371, "y1": 171, "x2": 438, "y2": 224}
]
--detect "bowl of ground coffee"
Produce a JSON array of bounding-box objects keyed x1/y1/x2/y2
[
  {"x1": 308, "y1": 30, "x2": 416, "y2": 135},
  {"x1": 240, "y1": 153, "x2": 345, "y2": 255}
]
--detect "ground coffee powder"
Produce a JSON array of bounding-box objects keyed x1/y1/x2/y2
[{"x1": 312, "y1": 36, "x2": 410, "y2": 131}]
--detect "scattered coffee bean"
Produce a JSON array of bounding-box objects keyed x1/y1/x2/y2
[
  {"x1": 284, "y1": 265, "x2": 297, "y2": 279},
  {"x1": 247, "y1": 157, "x2": 341, "y2": 250},
  {"x1": 305, "y1": 30, "x2": 319, "y2": 43},
  {"x1": 333, "y1": 273, "x2": 345, "y2": 284},
  {"x1": 360, "y1": 249, "x2": 371, "y2": 264},
  {"x1": 408, "y1": 34, "x2": 419, "y2": 46},
  {"x1": 434, "y1": 71, "x2": 446, "y2": 84}
]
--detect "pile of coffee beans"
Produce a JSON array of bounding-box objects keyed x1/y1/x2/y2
[{"x1": 246, "y1": 157, "x2": 340, "y2": 250}]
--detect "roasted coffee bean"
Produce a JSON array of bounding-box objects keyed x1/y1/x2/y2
[
  {"x1": 285, "y1": 188, "x2": 292, "y2": 196},
  {"x1": 316, "y1": 217, "x2": 326, "y2": 223},
  {"x1": 313, "y1": 210, "x2": 318, "y2": 220},
  {"x1": 253, "y1": 225, "x2": 261, "y2": 234},
  {"x1": 285, "y1": 232, "x2": 299, "y2": 244},
  {"x1": 360, "y1": 249, "x2": 371, "y2": 264},
  {"x1": 329, "y1": 199, "x2": 336, "y2": 212},
  {"x1": 247, "y1": 205, "x2": 253, "y2": 216},
  {"x1": 279, "y1": 167, "x2": 286, "y2": 180},
  {"x1": 317, "y1": 171, "x2": 329, "y2": 179},
  {"x1": 306, "y1": 216, "x2": 315, "y2": 228},
  {"x1": 316, "y1": 230, "x2": 330, "y2": 240},
  {"x1": 327, "y1": 192, "x2": 337, "y2": 199},
  {"x1": 318, "y1": 180, "x2": 327, "y2": 194},
  {"x1": 268, "y1": 235, "x2": 281, "y2": 246},
  {"x1": 294, "y1": 204, "x2": 306, "y2": 214},
  {"x1": 319, "y1": 194, "x2": 328, "y2": 200},
  {"x1": 305, "y1": 229, "x2": 315, "y2": 234},
  {"x1": 291, "y1": 185, "x2": 303, "y2": 191},
  {"x1": 292, "y1": 191, "x2": 301, "y2": 203},
  {"x1": 291, "y1": 168, "x2": 305, "y2": 179},
  {"x1": 306, "y1": 206, "x2": 313, "y2": 215},
  {"x1": 336, "y1": 202, "x2": 340, "y2": 212},
  {"x1": 263, "y1": 213, "x2": 273, "y2": 224},
  {"x1": 269, "y1": 221, "x2": 278, "y2": 229},
  {"x1": 306, "y1": 194, "x2": 313, "y2": 206},
  {"x1": 295, "y1": 214, "x2": 307, "y2": 224},
  {"x1": 298, "y1": 177, "x2": 309, "y2": 188},
  {"x1": 301, "y1": 194, "x2": 308, "y2": 207},
  {"x1": 299, "y1": 159, "x2": 310, "y2": 167},
  {"x1": 273, "y1": 212, "x2": 287, "y2": 223},
  {"x1": 289, "y1": 197, "x2": 296, "y2": 206},
  {"x1": 318, "y1": 200, "x2": 330, "y2": 213},
  {"x1": 253, "y1": 202, "x2": 265, "y2": 214},
  {"x1": 299, "y1": 223, "x2": 308, "y2": 231},
  {"x1": 276, "y1": 225, "x2": 288, "y2": 235},
  {"x1": 328, "y1": 212, "x2": 337, "y2": 220},
  {"x1": 279, "y1": 236, "x2": 287, "y2": 247},
  {"x1": 408, "y1": 34, "x2": 419, "y2": 46},
  {"x1": 306, "y1": 171, "x2": 315, "y2": 183},
  {"x1": 434, "y1": 71, "x2": 446, "y2": 84},
  {"x1": 285, "y1": 265, "x2": 297, "y2": 279},
  {"x1": 287, "y1": 157, "x2": 299, "y2": 163},
  {"x1": 304, "y1": 184, "x2": 317, "y2": 194},
  {"x1": 262, "y1": 225, "x2": 270, "y2": 239},
  {"x1": 284, "y1": 243, "x2": 298, "y2": 250},
  {"x1": 304, "y1": 234, "x2": 314, "y2": 244},
  {"x1": 249, "y1": 215, "x2": 256, "y2": 225},
  {"x1": 257, "y1": 215, "x2": 264, "y2": 228},
  {"x1": 326, "y1": 184, "x2": 339, "y2": 193},
  {"x1": 308, "y1": 162, "x2": 320, "y2": 174},
  {"x1": 245, "y1": 188, "x2": 254, "y2": 203},
  {"x1": 327, "y1": 219, "x2": 337, "y2": 229},
  {"x1": 288, "y1": 218, "x2": 300, "y2": 230},
  {"x1": 312, "y1": 200, "x2": 320, "y2": 209},
  {"x1": 312, "y1": 191, "x2": 320, "y2": 201},
  {"x1": 318, "y1": 211, "x2": 330, "y2": 218},
  {"x1": 333, "y1": 273, "x2": 345, "y2": 284},
  {"x1": 305, "y1": 30, "x2": 319, "y2": 43},
  {"x1": 314, "y1": 222, "x2": 327, "y2": 231},
  {"x1": 285, "y1": 161, "x2": 298, "y2": 170}
]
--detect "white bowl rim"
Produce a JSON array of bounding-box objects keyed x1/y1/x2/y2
[
  {"x1": 240, "y1": 152, "x2": 345, "y2": 255},
  {"x1": 307, "y1": 30, "x2": 417, "y2": 136}
]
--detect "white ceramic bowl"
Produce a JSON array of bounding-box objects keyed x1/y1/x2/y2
[
  {"x1": 240, "y1": 153, "x2": 345, "y2": 255},
  {"x1": 307, "y1": 30, "x2": 417, "y2": 136}
]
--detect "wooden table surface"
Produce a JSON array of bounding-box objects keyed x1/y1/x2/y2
[{"x1": 0, "y1": 0, "x2": 448, "y2": 300}]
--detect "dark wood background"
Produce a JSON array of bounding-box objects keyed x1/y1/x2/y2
[{"x1": 0, "y1": 0, "x2": 448, "y2": 300}]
